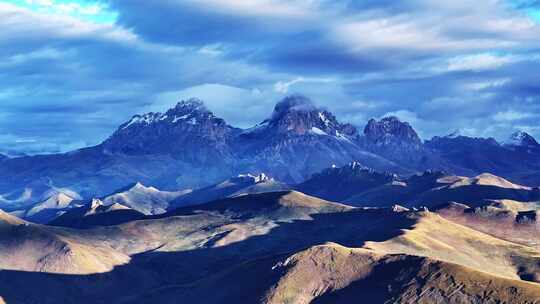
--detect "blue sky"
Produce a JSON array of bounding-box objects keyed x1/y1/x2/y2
[{"x1": 1, "y1": 0, "x2": 540, "y2": 154}]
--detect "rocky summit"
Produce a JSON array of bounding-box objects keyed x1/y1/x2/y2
[
  {"x1": 363, "y1": 116, "x2": 422, "y2": 149},
  {"x1": 102, "y1": 98, "x2": 239, "y2": 160},
  {"x1": 506, "y1": 131, "x2": 540, "y2": 148}
]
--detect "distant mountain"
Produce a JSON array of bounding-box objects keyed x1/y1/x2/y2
[
  {"x1": 3, "y1": 182, "x2": 182, "y2": 224},
  {"x1": 168, "y1": 173, "x2": 290, "y2": 209},
  {"x1": 103, "y1": 99, "x2": 239, "y2": 160},
  {"x1": 425, "y1": 133, "x2": 540, "y2": 179},
  {"x1": 362, "y1": 116, "x2": 422, "y2": 155},
  {"x1": 0, "y1": 95, "x2": 404, "y2": 209},
  {"x1": 234, "y1": 95, "x2": 405, "y2": 182},
  {"x1": 49, "y1": 198, "x2": 144, "y2": 229},
  {"x1": 23, "y1": 192, "x2": 81, "y2": 223},
  {"x1": 296, "y1": 162, "x2": 397, "y2": 202},
  {"x1": 505, "y1": 131, "x2": 540, "y2": 148},
  {"x1": 360, "y1": 116, "x2": 465, "y2": 173},
  {"x1": 345, "y1": 171, "x2": 540, "y2": 209},
  {"x1": 2, "y1": 94, "x2": 540, "y2": 212},
  {"x1": 100, "y1": 182, "x2": 188, "y2": 215},
  {"x1": 344, "y1": 170, "x2": 448, "y2": 206},
  {"x1": 168, "y1": 190, "x2": 352, "y2": 220},
  {"x1": 297, "y1": 162, "x2": 540, "y2": 210}
]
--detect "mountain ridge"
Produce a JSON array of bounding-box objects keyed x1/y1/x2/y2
[{"x1": 2, "y1": 94, "x2": 540, "y2": 210}]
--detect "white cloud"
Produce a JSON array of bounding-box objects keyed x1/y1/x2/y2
[
  {"x1": 463, "y1": 78, "x2": 511, "y2": 91},
  {"x1": 493, "y1": 110, "x2": 534, "y2": 121},
  {"x1": 184, "y1": 0, "x2": 316, "y2": 19},
  {"x1": 446, "y1": 53, "x2": 517, "y2": 72},
  {"x1": 382, "y1": 109, "x2": 420, "y2": 124},
  {"x1": 350, "y1": 100, "x2": 379, "y2": 110},
  {"x1": 152, "y1": 83, "x2": 278, "y2": 128},
  {"x1": 198, "y1": 44, "x2": 225, "y2": 56},
  {"x1": 274, "y1": 77, "x2": 334, "y2": 94},
  {"x1": 331, "y1": 16, "x2": 521, "y2": 54}
]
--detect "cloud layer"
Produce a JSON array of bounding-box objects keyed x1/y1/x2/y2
[{"x1": 1, "y1": 0, "x2": 540, "y2": 154}]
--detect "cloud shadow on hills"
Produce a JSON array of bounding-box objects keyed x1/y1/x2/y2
[{"x1": 0, "y1": 209, "x2": 416, "y2": 303}]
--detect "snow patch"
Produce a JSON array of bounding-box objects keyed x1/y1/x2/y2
[
  {"x1": 122, "y1": 113, "x2": 163, "y2": 130},
  {"x1": 318, "y1": 112, "x2": 331, "y2": 127},
  {"x1": 311, "y1": 127, "x2": 327, "y2": 135},
  {"x1": 172, "y1": 114, "x2": 189, "y2": 123}
]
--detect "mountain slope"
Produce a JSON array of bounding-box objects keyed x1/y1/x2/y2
[
  {"x1": 49, "y1": 199, "x2": 145, "y2": 229},
  {"x1": 23, "y1": 192, "x2": 79, "y2": 223},
  {"x1": 295, "y1": 162, "x2": 397, "y2": 202},
  {"x1": 364, "y1": 211, "x2": 540, "y2": 283},
  {"x1": 168, "y1": 173, "x2": 289, "y2": 209},
  {"x1": 344, "y1": 171, "x2": 540, "y2": 208},
  {"x1": 0, "y1": 190, "x2": 539, "y2": 303},
  {"x1": 100, "y1": 182, "x2": 188, "y2": 215},
  {"x1": 139, "y1": 243, "x2": 540, "y2": 304},
  {"x1": 437, "y1": 200, "x2": 540, "y2": 250},
  {"x1": 0, "y1": 209, "x2": 129, "y2": 274},
  {"x1": 425, "y1": 134, "x2": 540, "y2": 179}
]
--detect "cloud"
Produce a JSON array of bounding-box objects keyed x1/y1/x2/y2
[
  {"x1": 2, "y1": 0, "x2": 540, "y2": 153},
  {"x1": 0, "y1": 3, "x2": 270, "y2": 153},
  {"x1": 274, "y1": 77, "x2": 335, "y2": 94},
  {"x1": 493, "y1": 110, "x2": 534, "y2": 121},
  {"x1": 463, "y1": 78, "x2": 511, "y2": 91},
  {"x1": 445, "y1": 53, "x2": 518, "y2": 72},
  {"x1": 150, "y1": 83, "x2": 278, "y2": 128}
]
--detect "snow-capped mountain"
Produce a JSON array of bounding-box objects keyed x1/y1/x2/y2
[
  {"x1": 103, "y1": 99, "x2": 239, "y2": 159},
  {"x1": 505, "y1": 131, "x2": 540, "y2": 148},
  {"x1": 2, "y1": 94, "x2": 540, "y2": 213},
  {"x1": 235, "y1": 95, "x2": 403, "y2": 182},
  {"x1": 242, "y1": 95, "x2": 358, "y2": 139}
]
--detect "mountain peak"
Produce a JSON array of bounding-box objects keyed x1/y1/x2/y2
[
  {"x1": 102, "y1": 97, "x2": 237, "y2": 157},
  {"x1": 271, "y1": 94, "x2": 316, "y2": 120},
  {"x1": 235, "y1": 173, "x2": 273, "y2": 184},
  {"x1": 364, "y1": 116, "x2": 422, "y2": 147},
  {"x1": 445, "y1": 129, "x2": 461, "y2": 138},
  {"x1": 89, "y1": 198, "x2": 103, "y2": 209},
  {"x1": 115, "y1": 98, "x2": 214, "y2": 132},
  {"x1": 506, "y1": 131, "x2": 539, "y2": 148},
  {"x1": 169, "y1": 98, "x2": 210, "y2": 115},
  {"x1": 257, "y1": 95, "x2": 358, "y2": 139},
  {"x1": 121, "y1": 182, "x2": 158, "y2": 192}
]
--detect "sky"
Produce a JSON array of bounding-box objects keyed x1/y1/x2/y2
[{"x1": 1, "y1": 0, "x2": 540, "y2": 155}]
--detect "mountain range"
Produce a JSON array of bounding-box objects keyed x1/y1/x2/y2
[
  {"x1": 1, "y1": 92, "x2": 540, "y2": 302},
  {"x1": 1, "y1": 94, "x2": 540, "y2": 216}
]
